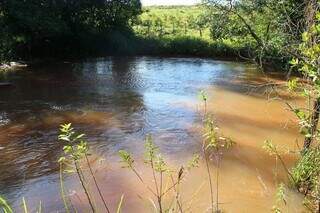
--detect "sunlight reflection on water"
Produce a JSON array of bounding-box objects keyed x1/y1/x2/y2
[{"x1": 0, "y1": 57, "x2": 305, "y2": 212}]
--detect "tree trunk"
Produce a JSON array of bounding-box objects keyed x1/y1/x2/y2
[
  {"x1": 303, "y1": 0, "x2": 318, "y2": 150},
  {"x1": 304, "y1": 0, "x2": 317, "y2": 31},
  {"x1": 304, "y1": 98, "x2": 320, "y2": 149},
  {"x1": 184, "y1": 23, "x2": 187, "y2": 35},
  {"x1": 235, "y1": 13, "x2": 263, "y2": 48}
]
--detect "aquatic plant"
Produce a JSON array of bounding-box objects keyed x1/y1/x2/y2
[
  {"x1": 119, "y1": 135, "x2": 199, "y2": 213},
  {"x1": 202, "y1": 115, "x2": 234, "y2": 212},
  {"x1": 58, "y1": 123, "x2": 95, "y2": 212},
  {"x1": 292, "y1": 146, "x2": 320, "y2": 211},
  {"x1": 59, "y1": 161, "x2": 70, "y2": 213},
  {"x1": 263, "y1": 140, "x2": 294, "y2": 182},
  {"x1": 272, "y1": 183, "x2": 287, "y2": 213},
  {"x1": 199, "y1": 91, "x2": 235, "y2": 213},
  {"x1": 0, "y1": 196, "x2": 13, "y2": 213},
  {"x1": 0, "y1": 97, "x2": 277, "y2": 213},
  {"x1": 0, "y1": 197, "x2": 41, "y2": 213},
  {"x1": 58, "y1": 123, "x2": 110, "y2": 213}
]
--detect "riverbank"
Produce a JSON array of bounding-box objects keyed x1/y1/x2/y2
[
  {"x1": 0, "y1": 62, "x2": 27, "y2": 71},
  {"x1": 0, "y1": 34, "x2": 288, "y2": 73}
]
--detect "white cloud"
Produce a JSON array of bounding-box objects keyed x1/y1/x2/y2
[{"x1": 141, "y1": 0, "x2": 200, "y2": 6}]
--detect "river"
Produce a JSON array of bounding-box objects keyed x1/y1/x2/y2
[{"x1": 0, "y1": 57, "x2": 304, "y2": 212}]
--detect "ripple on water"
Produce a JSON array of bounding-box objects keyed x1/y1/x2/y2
[
  {"x1": 0, "y1": 112, "x2": 10, "y2": 126},
  {"x1": 0, "y1": 57, "x2": 305, "y2": 212}
]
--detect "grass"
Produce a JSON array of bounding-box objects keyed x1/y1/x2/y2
[
  {"x1": 129, "y1": 5, "x2": 250, "y2": 60},
  {"x1": 134, "y1": 5, "x2": 211, "y2": 40},
  {"x1": 130, "y1": 35, "x2": 251, "y2": 60}
]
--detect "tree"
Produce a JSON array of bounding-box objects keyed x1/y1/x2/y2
[
  {"x1": 0, "y1": 0, "x2": 142, "y2": 59},
  {"x1": 295, "y1": 0, "x2": 319, "y2": 150},
  {"x1": 155, "y1": 17, "x2": 164, "y2": 37},
  {"x1": 194, "y1": 14, "x2": 208, "y2": 37},
  {"x1": 204, "y1": 0, "x2": 307, "y2": 66}
]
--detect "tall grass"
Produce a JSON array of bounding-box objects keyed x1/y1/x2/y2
[
  {"x1": 119, "y1": 135, "x2": 200, "y2": 212},
  {"x1": 199, "y1": 91, "x2": 235, "y2": 212}
]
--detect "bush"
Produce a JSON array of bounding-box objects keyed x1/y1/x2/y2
[{"x1": 292, "y1": 147, "x2": 320, "y2": 210}]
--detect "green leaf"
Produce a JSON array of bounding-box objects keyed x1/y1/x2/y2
[
  {"x1": 58, "y1": 157, "x2": 66, "y2": 163},
  {"x1": 187, "y1": 154, "x2": 200, "y2": 170},
  {"x1": 302, "y1": 32, "x2": 309, "y2": 42},
  {"x1": 198, "y1": 90, "x2": 207, "y2": 102},
  {"x1": 289, "y1": 58, "x2": 298, "y2": 66},
  {"x1": 75, "y1": 134, "x2": 85, "y2": 140},
  {"x1": 316, "y1": 12, "x2": 320, "y2": 21},
  {"x1": 0, "y1": 196, "x2": 13, "y2": 213},
  {"x1": 119, "y1": 150, "x2": 134, "y2": 167}
]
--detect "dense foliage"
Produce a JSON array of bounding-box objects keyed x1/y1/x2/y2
[
  {"x1": 203, "y1": 0, "x2": 309, "y2": 67},
  {"x1": 131, "y1": 5, "x2": 260, "y2": 61},
  {"x1": 0, "y1": 1, "x2": 312, "y2": 68},
  {"x1": 289, "y1": 2, "x2": 320, "y2": 210},
  {"x1": 130, "y1": 1, "x2": 309, "y2": 69},
  {"x1": 0, "y1": 0, "x2": 142, "y2": 60}
]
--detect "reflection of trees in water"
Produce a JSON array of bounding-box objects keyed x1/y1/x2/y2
[
  {"x1": 0, "y1": 57, "x2": 146, "y2": 118},
  {"x1": 110, "y1": 57, "x2": 145, "y2": 112},
  {"x1": 211, "y1": 63, "x2": 289, "y2": 98},
  {"x1": 111, "y1": 57, "x2": 139, "y2": 88},
  {"x1": 0, "y1": 57, "x2": 146, "y2": 199}
]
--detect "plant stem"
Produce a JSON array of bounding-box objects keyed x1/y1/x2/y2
[
  {"x1": 116, "y1": 194, "x2": 124, "y2": 213},
  {"x1": 85, "y1": 154, "x2": 110, "y2": 213},
  {"x1": 59, "y1": 163, "x2": 70, "y2": 213},
  {"x1": 161, "y1": 179, "x2": 183, "y2": 197},
  {"x1": 216, "y1": 154, "x2": 220, "y2": 213},
  {"x1": 37, "y1": 200, "x2": 42, "y2": 213},
  {"x1": 74, "y1": 161, "x2": 96, "y2": 213},
  {"x1": 204, "y1": 152, "x2": 214, "y2": 213},
  {"x1": 205, "y1": 99, "x2": 207, "y2": 115},
  {"x1": 304, "y1": 97, "x2": 320, "y2": 150},
  {"x1": 151, "y1": 159, "x2": 160, "y2": 196},
  {"x1": 158, "y1": 171, "x2": 163, "y2": 213},
  {"x1": 150, "y1": 158, "x2": 162, "y2": 212},
  {"x1": 275, "y1": 153, "x2": 294, "y2": 182},
  {"x1": 170, "y1": 174, "x2": 183, "y2": 213},
  {"x1": 130, "y1": 166, "x2": 157, "y2": 196},
  {"x1": 22, "y1": 197, "x2": 28, "y2": 213}
]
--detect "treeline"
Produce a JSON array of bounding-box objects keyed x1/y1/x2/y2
[
  {"x1": 0, "y1": 0, "x2": 142, "y2": 61},
  {"x1": 133, "y1": 1, "x2": 309, "y2": 70},
  {"x1": 0, "y1": 0, "x2": 314, "y2": 71}
]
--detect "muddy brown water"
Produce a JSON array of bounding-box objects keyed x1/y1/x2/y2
[{"x1": 0, "y1": 57, "x2": 305, "y2": 212}]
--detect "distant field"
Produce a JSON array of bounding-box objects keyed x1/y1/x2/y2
[{"x1": 133, "y1": 5, "x2": 211, "y2": 40}]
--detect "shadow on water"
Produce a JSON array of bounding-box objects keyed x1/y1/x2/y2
[
  {"x1": 0, "y1": 57, "x2": 305, "y2": 211},
  {"x1": 0, "y1": 57, "x2": 146, "y2": 199}
]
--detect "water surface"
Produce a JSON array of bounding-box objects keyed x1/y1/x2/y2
[{"x1": 0, "y1": 57, "x2": 304, "y2": 212}]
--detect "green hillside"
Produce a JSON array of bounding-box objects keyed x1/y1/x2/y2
[{"x1": 134, "y1": 5, "x2": 211, "y2": 39}]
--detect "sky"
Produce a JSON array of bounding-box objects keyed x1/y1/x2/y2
[{"x1": 141, "y1": 0, "x2": 201, "y2": 6}]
